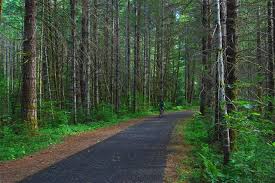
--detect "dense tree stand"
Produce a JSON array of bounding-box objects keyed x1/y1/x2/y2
[{"x1": 0, "y1": 0, "x2": 274, "y2": 182}]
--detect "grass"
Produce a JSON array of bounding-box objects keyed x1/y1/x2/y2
[
  {"x1": 177, "y1": 112, "x2": 275, "y2": 183},
  {"x1": 165, "y1": 117, "x2": 194, "y2": 183}
]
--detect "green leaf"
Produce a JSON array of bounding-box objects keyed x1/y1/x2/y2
[{"x1": 251, "y1": 112, "x2": 260, "y2": 116}]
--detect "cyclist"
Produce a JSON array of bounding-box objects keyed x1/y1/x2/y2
[{"x1": 159, "y1": 100, "x2": 164, "y2": 117}]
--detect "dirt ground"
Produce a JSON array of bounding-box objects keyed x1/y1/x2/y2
[
  {"x1": 0, "y1": 117, "x2": 153, "y2": 183},
  {"x1": 163, "y1": 119, "x2": 193, "y2": 183}
]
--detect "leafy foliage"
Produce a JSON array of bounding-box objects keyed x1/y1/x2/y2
[
  {"x1": 40, "y1": 101, "x2": 70, "y2": 127},
  {"x1": 181, "y1": 108, "x2": 275, "y2": 183}
]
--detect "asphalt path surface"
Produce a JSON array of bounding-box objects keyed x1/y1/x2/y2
[{"x1": 21, "y1": 111, "x2": 193, "y2": 183}]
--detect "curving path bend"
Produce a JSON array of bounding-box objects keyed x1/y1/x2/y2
[{"x1": 21, "y1": 111, "x2": 193, "y2": 183}]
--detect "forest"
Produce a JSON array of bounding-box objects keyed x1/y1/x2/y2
[{"x1": 0, "y1": 0, "x2": 274, "y2": 182}]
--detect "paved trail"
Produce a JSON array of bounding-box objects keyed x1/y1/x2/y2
[{"x1": 21, "y1": 111, "x2": 193, "y2": 183}]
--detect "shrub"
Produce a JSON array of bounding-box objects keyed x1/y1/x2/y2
[
  {"x1": 40, "y1": 101, "x2": 70, "y2": 127},
  {"x1": 183, "y1": 110, "x2": 275, "y2": 183},
  {"x1": 93, "y1": 103, "x2": 117, "y2": 122}
]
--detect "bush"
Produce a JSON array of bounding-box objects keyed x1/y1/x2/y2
[
  {"x1": 40, "y1": 101, "x2": 70, "y2": 127},
  {"x1": 93, "y1": 103, "x2": 117, "y2": 122},
  {"x1": 223, "y1": 111, "x2": 275, "y2": 183},
  {"x1": 183, "y1": 110, "x2": 275, "y2": 183},
  {"x1": 176, "y1": 96, "x2": 186, "y2": 106},
  {"x1": 0, "y1": 114, "x2": 12, "y2": 126},
  {"x1": 164, "y1": 101, "x2": 173, "y2": 110}
]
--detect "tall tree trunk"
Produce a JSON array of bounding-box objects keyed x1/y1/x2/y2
[
  {"x1": 269, "y1": 0, "x2": 275, "y2": 115},
  {"x1": 39, "y1": 0, "x2": 45, "y2": 118},
  {"x1": 93, "y1": 0, "x2": 99, "y2": 107},
  {"x1": 148, "y1": 19, "x2": 151, "y2": 106},
  {"x1": 143, "y1": 2, "x2": 148, "y2": 106},
  {"x1": 226, "y1": 0, "x2": 237, "y2": 113},
  {"x1": 160, "y1": 0, "x2": 164, "y2": 104},
  {"x1": 133, "y1": 0, "x2": 141, "y2": 112},
  {"x1": 173, "y1": 38, "x2": 181, "y2": 104},
  {"x1": 257, "y1": 7, "x2": 263, "y2": 112},
  {"x1": 52, "y1": 0, "x2": 60, "y2": 105},
  {"x1": 125, "y1": 0, "x2": 131, "y2": 108},
  {"x1": 110, "y1": 0, "x2": 114, "y2": 106},
  {"x1": 184, "y1": 36, "x2": 190, "y2": 103},
  {"x1": 22, "y1": 0, "x2": 38, "y2": 133},
  {"x1": 206, "y1": 0, "x2": 213, "y2": 107},
  {"x1": 200, "y1": 0, "x2": 208, "y2": 115},
  {"x1": 70, "y1": 0, "x2": 77, "y2": 123},
  {"x1": 114, "y1": 0, "x2": 120, "y2": 112},
  {"x1": 42, "y1": 0, "x2": 50, "y2": 100},
  {"x1": 103, "y1": 0, "x2": 110, "y2": 102},
  {"x1": 81, "y1": 0, "x2": 90, "y2": 114},
  {"x1": 226, "y1": 0, "x2": 238, "y2": 151},
  {"x1": 216, "y1": 0, "x2": 230, "y2": 165},
  {"x1": 6, "y1": 42, "x2": 10, "y2": 114}
]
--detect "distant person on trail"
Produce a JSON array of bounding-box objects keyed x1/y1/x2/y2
[{"x1": 159, "y1": 100, "x2": 164, "y2": 117}]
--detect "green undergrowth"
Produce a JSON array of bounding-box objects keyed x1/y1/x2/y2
[
  {"x1": 0, "y1": 111, "x2": 152, "y2": 161},
  {"x1": 0, "y1": 104, "x2": 192, "y2": 162},
  {"x1": 178, "y1": 111, "x2": 275, "y2": 183}
]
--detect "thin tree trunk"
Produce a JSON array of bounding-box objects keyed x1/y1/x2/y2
[
  {"x1": 216, "y1": 0, "x2": 230, "y2": 165},
  {"x1": 160, "y1": 0, "x2": 164, "y2": 103},
  {"x1": 114, "y1": 0, "x2": 120, "y2": 112},
  {"x1": 143, "y1": 2, "x2": 147, "y2": 106},
  {"x1": 226, "y1": 0, "x2": 238, "y2": 151},
  {"x1": 206, "y1": 0, "x2": 213, "y2": 107},
  {"x1": 133, "y1": 0, "x2": 141, "y2": 112},
  {"x1": 125, "y1": 0, "x2": 131, "y2": 108},
  {"x1": 257, "y1": 7, "x2": 263, "y2": 112},
  {"x1": 81, "y1": 0, "x2": 90, "y2": 114},
  {"x1": 93, "y1": 0, "x2": 99, "y2": 107},
  {"x1": 200, "y1": 0, "x2": 208, "y2": 115},
  {"x1": 173, "y1": 38, "x2": 181, "y2": 104},
  {"x1": 70, "y1": 0, "x2": 77, "y2": 123},
  {"x1": 103, "y1": 0, "x2": 110, "y2": 102},
  {"x1": 110, "y1": 0, "x2": 114, "y2": 106},
  {"x1": 226, "y1": 0, "x2": 238, "y2": 113},
  {"x1": 6, "y1": 42, "x2": 10, "y2": 114},
  {"x1": 269, "y1": 0, "x2": 275, "y2": 115}
]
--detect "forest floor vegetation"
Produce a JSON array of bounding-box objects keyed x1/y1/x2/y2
[
  {"x1": 164, "y1": 117, "x2": 193, "y2": 183},
  {"x1": 174, "y1": 111, "x2": 275, "y2": 183}
]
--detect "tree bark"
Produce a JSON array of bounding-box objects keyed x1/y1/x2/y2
[
  {"x1": 125, "y1": 0, "x2": 131, "y2": 108},
  {"x1": 103, "y1": 0, "x2": 110, "y2": 102},
  {"x1": 200, "y1": 0, "x2": 208, "y2": 115},
  {"x1": 216, "y1": 0, "x2": 230, "y2": 165},
  {"x1": 81, "y1": 0, "x2": 90, "y2": 114},
  {"x1": 70, "y1": 0, "x2": 77, "y2": 123},
  {"x1": 114, "y1": 0, "x2": 120, "y2": 112},
  {"x1": 269, "y1": 0, "x2": 275, "y2": 115},
  {"x1": 257, "y1": 7, "x2": 263, "y2": 112},
  {"x1": 22, "y1": 0, "x2": 38, "y2": 133},
  {"x1": 0, "y1": 0, "x2": 3, "y2": 18},
  {"x1": 93, "y1": 0, "x2": 99, "y2": 107},
  {"x1": 226, "y1": 0, "x2": 238, "y2": 113},
  {"x1": 133, "y1": 0, "x2": 141, "y2": 112}
]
